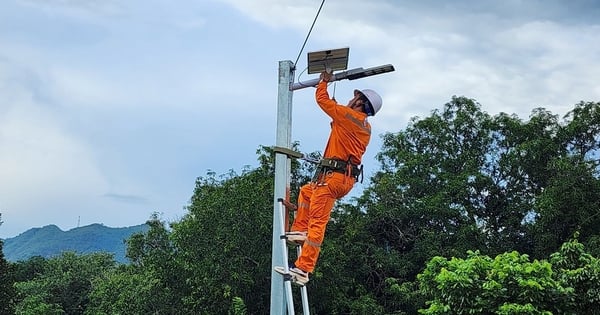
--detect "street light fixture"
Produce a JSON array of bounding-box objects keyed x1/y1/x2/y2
[{"x1": 291, "y1": 64, "x2": 395, "y2": 91}]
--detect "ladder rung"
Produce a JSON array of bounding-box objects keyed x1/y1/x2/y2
[{"x1": 277, "y1": 198, "x2": 298, "y2": 211}]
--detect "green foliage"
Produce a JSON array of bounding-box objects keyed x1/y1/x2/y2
[
  {"x1": 416, "y1": 239, "x2": 600, "y2": 314},
  {"x1": 533, "y1": 155, "x2": 600, "y2": 256},
  {"x1": 170, "y1": 161, "x2": 275, "y2": 314},
  {"x1": 530, "y1": 101, "x2": 600, "y2": 258},
  {"x1": 4, "y1": 99, "x2": 600, "y2": 314},
  {"x1": 371, "y1": 98, "x2": 562, "y2": 258},
  {"x1": 167, "y1": 144, "x2": 315, "y2": 314},
  {"x1": 357, "y1": 97, "x2": 532, "y2": 312},
  {"x1": 14, "y1": 281, "x2": 64, "y2": 315},
  {"x1": 228, "y1": 296, "x2": 247, "y2": 315},
  {"x1": 549, "y1": 237, "x2": 600, "y2": 314},
  {"x1": 496, "y1": 303, "x2": 552, "y2": 315},
  {"x1": 14, "y1": 252, "x2": 116, "y2": 315},
  {"x1": 86, "y1": 266, "x2": 170, "y2": 314},
  {"x1": 417, "y1": 250, "x2": 572, "y2": 314},
  {"x1": 1, "y1": 214, "x2": 17, "y2": 315},
  {"x1": 11, "y1": 255, "x2": 48, "y2": 283},
  {"x1": 560, "y1": 101, "x2": 600, "y2": 162},
  {"x1": 87, "y1": 214, "x2": 186, "y2": 314},
  {"x1": 311, "y1": 202, "x2": 399, "y2": 314},
  {"x1": 351, "y1": 98, "x2": 600, "y2": 312}
]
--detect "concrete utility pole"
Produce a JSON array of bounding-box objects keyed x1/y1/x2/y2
[
  {"x1": 270, "y1": 53, "x2": 394, "y2": 314},
  {"x1": 270, "y1": 60, "x2": 294, "y2": 315}
]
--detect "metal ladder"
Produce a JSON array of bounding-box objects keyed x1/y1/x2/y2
[
  {"x1": 276, "y1": 198, "x2": 310, "y2": 315},
  {"x1": 273, "y1": 146, "x2": 318, "y2": 314}
]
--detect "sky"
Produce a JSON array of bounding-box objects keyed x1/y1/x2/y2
[{"x1": 1, "y1": 0, "x2": 599, "y2": 239}]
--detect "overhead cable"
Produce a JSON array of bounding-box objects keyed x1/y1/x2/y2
[{"x1": 293, "y1": 0, "x2": 326, "y2": 69}]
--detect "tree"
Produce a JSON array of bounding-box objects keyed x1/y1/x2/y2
[
  {"x1": 369, "y1": 96, "x2": 529, "y2": 254},
  {"x1": 417, "y1": 250, "x2": 573, "y2": 314},
  {"x1": 11, "y1": 255, "x2": 48, "y2": 283},
  {"x1": 359, "y1": 97, "x2": 536, "y2": 293},
  {"x1": 9, "y1": 98, "x2": 596, "y2": 313},
  {"x1": 1, "y1": 214, "x2": 17, "y2": 315},
  {"x1": 415, "y1": 237, "x2": 600, "y2": 314},
  {"x1": 86, "y1": 214, "x2": 186, "y2": 314},
  {"x1": 549, "y1": 236, "x2": 600, "y2": 314},
  {"x1": 559, "y1": 101, "x2": 600, "y2": 164},
  {"x1": 85, "y1": 265, "x2": 169, "y2": 315},
  {"x1": 532, "y1": 101, "x2": 600, "y2": 257},
  {"x1": 14, "y1": 252, "x2": 116, "y2": 315},
  {"x1": 168, "y1": 144, "x2": 316, "y2": 314},
  {"x1": 170, "y1": 162, "x2": 275, "y2": 314},
  {"x1": 308, "y1": 202, "x2": 388, "y2": 314},
  {"x1": 353, "y1": 97, "x2": 600, "y2": 312},
  {"x1": 88, "y1": 145, "x2": 315, "y2": 314},
  {"x1": 14, "y1": 280, "x2": 63, "y2": 315}
]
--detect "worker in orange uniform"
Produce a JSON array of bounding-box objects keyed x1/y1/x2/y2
[{"x1": 275, "y1": 71, "x2": 383, "y2": 285}]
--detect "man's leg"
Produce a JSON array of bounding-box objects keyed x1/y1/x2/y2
[
  {"x1": 294, "y1": 184, "x2": 336, "y2": 273},
  {"x1": 290, "y1": 183, "x2": 312, "y2": 232},
  {"x1": 294, "y1": 173, "x2": 354, "y2": 273}
]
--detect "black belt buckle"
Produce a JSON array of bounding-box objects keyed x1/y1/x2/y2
[{"x1": 322, "y1": 158, "x2": 344, "y2": 170}]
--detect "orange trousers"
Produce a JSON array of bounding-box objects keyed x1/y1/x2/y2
[{"x1": 291, "y1": 171, "x2": 354, "y2": 273}]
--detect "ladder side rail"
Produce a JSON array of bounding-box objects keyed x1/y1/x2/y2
[
  {"x1": 283, "y1": 198, "x2": 310, "y2": 315},
  {"x1": 278, "y1": 199, "x2": 296, "y2": 315},
  {"x1": 297, "y1": 246, "x2": 310, "y2": 315}
]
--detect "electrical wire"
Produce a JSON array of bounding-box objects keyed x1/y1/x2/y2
[
  {"x1": 295, "y1": 66, "x2": 312, "y2": 88},
  {"x1": 293, "y1": 0, "x2": 326, "y2": 68}
]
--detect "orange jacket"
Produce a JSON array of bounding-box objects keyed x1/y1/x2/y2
[{"x1": 315, "y1": 81, "x2": 371, "y2": 165}]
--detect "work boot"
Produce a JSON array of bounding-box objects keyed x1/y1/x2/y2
[
  {"x1": 286, "y1": 231, "x2": 307, "y2": 245},
  {"x1": 274, "y1": 263, "x2": 310, "y2": 286},
  {"x1": 289, "y1": 266, "x2": 309, "y2": 285}
]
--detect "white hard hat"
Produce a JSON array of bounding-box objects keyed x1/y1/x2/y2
[{"x1": 355, "y1": 89, "x2": 382, "y2": 116}]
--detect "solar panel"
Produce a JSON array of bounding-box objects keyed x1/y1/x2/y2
[{"x1": 307, "y1": 47, "x2": 349, "y2": 74}]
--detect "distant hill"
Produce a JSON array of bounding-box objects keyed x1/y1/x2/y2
[{"x1": 2, "y1": 223, "x2": 149, "y2": 264}]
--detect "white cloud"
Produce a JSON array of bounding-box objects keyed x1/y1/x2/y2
[
  {"x1": 218, "y1": 0, "x2": 600, "y2": 120},
  {"x1": 215, "y1": 0, "x2": 320, "y2": 30},
  {"x1": 0, "y1": 84, "x2": 109, "y2": 233},
  {"x1": 2, "y1": 0, "x2": 599, "y2": 239}
]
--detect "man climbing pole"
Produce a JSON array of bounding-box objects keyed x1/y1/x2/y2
[{"x1": 275, "y1": 70, "x2": 383, "y2": 285}]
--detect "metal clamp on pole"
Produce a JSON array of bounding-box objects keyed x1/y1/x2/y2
[
  {"x1": 273, "y1": 146, "x2": 304, "y2": 159},
  {"x1": 272, "y1": 146, "x2": 320, "y2": 165}
]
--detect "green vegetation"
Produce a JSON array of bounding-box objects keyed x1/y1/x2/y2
[
  {"x1": 13, "y1": 252, "x2": 115, "y2": 315},
  {"x1": 1, "y1": 99, "x2": 599, "y2": 314},
  {"x1": 1, "y1": 215, "x2": 17, "y2": 314},
  {"x1": 416, "y1": 237, "x2": 600, "y2": 314}
]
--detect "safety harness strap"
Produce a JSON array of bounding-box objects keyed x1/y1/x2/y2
[{"x1": 318, "y1": 158, "x2": 364, "y2": 183}]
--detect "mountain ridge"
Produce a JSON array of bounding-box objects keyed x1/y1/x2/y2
[{"x1": 2, "y1": 223, "x2": 149, "y2": 263}]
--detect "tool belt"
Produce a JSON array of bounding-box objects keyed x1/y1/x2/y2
[{"x1": 316, "y1": 158, "x2": 364, "y2": 183}]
